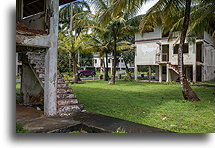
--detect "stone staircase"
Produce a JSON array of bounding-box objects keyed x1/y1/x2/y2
[
  {"x1": 168, "y1": 63, "x2": 179, "y2": 74},
  {"x1": 168, "y1": 63, "x2": 192, "y2": 82},
  {"x1": 27, "y1": 52, "x2": 83, "y2": 115}
]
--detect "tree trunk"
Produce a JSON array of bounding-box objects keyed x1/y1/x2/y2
[
  {"x1": 104, "y1": 51, "x2": 109, "y2": 81},
  {"x1": 68, "y1": 52, "x2": 72, "y2": 73},
  {"x1": 178, "y1": 0, "x2": 200, "y2": 101},
  {"x1": 124, "y1": 59, "x2": 132, "y2": 79},
  {"x1": 72, "y1": 52, "x2": 78, "y2": 83},
  {"x1": 109, "y1": 36, "x2": 117, "y2": 84}
]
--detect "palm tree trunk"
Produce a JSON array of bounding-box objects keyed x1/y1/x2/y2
[
  {"x1": 124, "y1": 59, "x2": 132, "y2": 79},
  {"x1": 68, "y1": 52, "x2": 72, "y2": 73},
  {"x1": 109, "y1": 36, "x2": 117, "y2": 84},
  {"x1": 178, "y1": 0, "x2": 200, "y2": 101},
  {"x1": 72, "y1": 52, "x2": 78, "y2": 83},
  {"x1": 104, "y1": 51, "x2": 109, "y2": 81}
]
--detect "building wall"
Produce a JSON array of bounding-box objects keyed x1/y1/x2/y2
[
  {"x1": 135, "y1": 39, "x2": 197, "y2": 66},
  {"x1": 93, "y1": 53, "x2": 134, "y2": 69},
  {"x1": 135, "y1": 28, "x2": 215, "y2": 81}
]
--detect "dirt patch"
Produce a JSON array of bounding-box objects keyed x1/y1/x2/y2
[{"x1": 16, "y1": 104, "x2": 44, "y2": 119}]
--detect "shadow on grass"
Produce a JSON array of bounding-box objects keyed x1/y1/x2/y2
[{"x1": 71, "y1": 80, "x2": 215, "y2": 133}]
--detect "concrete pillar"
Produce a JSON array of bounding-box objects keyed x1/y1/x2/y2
[
  {"x1": 193, "y1": 42, "x2": 197, "y2": 83},
  {"x1": 166, "y1": 64, "x2": 171, "y2": 82},
  {"x1": 148, "y1": 65, "x2": 152, "y2": 81},
  {"x1": 119, "y1": 58, "x2": 122, "y2": 73},
  {"x1": 134, "y1": 49, "x2": 138, "y2": 81},
  {"x1": 159, "y1": 65, "x2": 162, "y2": 82},
  {"x1": 44, "y1": 0, "x2": 59, "y2": 116},
  {"x1": 16, "y1": 53, "x2": 18, "y2": 76},
  {"x1": 110, "y1": 59, "x2": 113, "y2": 75},
  {"x1": 134, "y1": 64, "x2": 138, "y2": 81},
  {"x1": 155, "y1": 66, "x2": 159, "y2": 80},
  {"x1": 193, "y1": 64, "x2": 196, "y2": 83}
]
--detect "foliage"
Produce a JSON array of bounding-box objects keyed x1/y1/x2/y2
[
  {"x1": 58, "y1": 51, "x2": 71, "y2": 73},
  {"x1": 16, "y1": 123, "x2": 32, "y2": 133},
  {"x1": 113, "y1": 127, "x2": 126, "y2": 133},
  {"x1": 80, "y1": 53, "x2": 93, "y2": 67},
  {"x1": 71, "y1": 80, "x2": 215, "y2": 133}
]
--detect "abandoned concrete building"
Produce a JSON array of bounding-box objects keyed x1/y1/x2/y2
[
  {"x1": 134, "y1": 26, "x2": 215, "y2": 82},
  {"x1": 93, "y1": 52, "x2": 134, "y2": 74},
  {"x1": 16, "y1": 0, "x2": 83, "y2": 116}
]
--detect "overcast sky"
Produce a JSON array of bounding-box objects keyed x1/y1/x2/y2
[
  {"x1": 137, "y1": 0, "x2": 158, "y2": 15},
  {"x1": 61, "y1": 0, "x2": 159, "y2": 15}
]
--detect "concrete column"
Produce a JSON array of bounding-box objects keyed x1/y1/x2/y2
[
  {"x1": 166, "y1": 64, "x2": 171, "y2": 82},
  {"x1": 159, "y1": 65, "x2": 162, "y2": 82},
  {"x1": 193, "y1": 42, "x2": 197, "y2": 83},
  {"x1": 155, "y1": 66, "x2": 159, "y2": 80},
  {"x1": 148, "y1": 65, "x2": 152, "y2": 81},
  {"x1": 44, "y1": 0, "x2": 59, "y2": 116},
  {"x1": 110, "y1": 59, "x2": 113, "y2": 75},
  {"x1": 119, "y1": 58, "x2": 122, "y2": 73},
  {"x1": 134, "y1": 48, "x2": 138, "y2": 81},
  {"x1": 16, "y1": 53, "x2": 18, "y2": 76},
  {"x1": 134, "y1": 64, "x2": 138, "y2": 81},
  {"x1": 193, "y1": 64, "x2": 196, "y2": 83}
]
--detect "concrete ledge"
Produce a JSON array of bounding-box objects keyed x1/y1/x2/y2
[{"x1": 72, "y1": 112, "x2": 174, "y2": 133}]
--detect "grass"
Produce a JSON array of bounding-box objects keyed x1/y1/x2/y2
[
  {"x1": 199, "y1": 80, "x2": 215, "y2": 85},
  {"x1": 16, "y1": 82, "x2": 20, "y2": 94},
  {"x1": 16, "y1": 123, "x2": 32, "y2": 133},
  {"x1": 70, "y1": 80, "x2": 215, "y2": 133}
]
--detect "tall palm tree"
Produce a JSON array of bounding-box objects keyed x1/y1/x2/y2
[
  {"x1": 58, "y1": 30, "x2": 90, "y2": 83},
  {"x1": 100, "y1": 0, "x2": 215, "y2": 101},
  {"x1": 59, "y1": 0, "x2": 91, "y2": 31},
  {"x1": 89, "y1": 0, "x2": 137, "y2": 84},
  {"x1": 84, "y1": 27, "x2": 134, "y2": 82},
  {"x1": 59, "y1": 1, "x2": 94, "y2": 82}
]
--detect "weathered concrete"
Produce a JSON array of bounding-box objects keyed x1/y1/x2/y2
[
  {"x1": 166, "y1": 64, "x2": 171, "y2": 82},
  {"x1": 159, "y1": 65, "x2": 162, "y2": 82},
  {"x1": 44, "y1": 0, "x2": 59, "y2": 116},
  {"x1": 16, "y1": 105, "x2": 173, "y2": 133},
  {"x1": 72, "y1": 112, "x2": 173, "y2": 133},
  {"x1": 148, "y1": 65, "x2": 152, "y2": 81},
  {"x1": 21, "y1": 54, "x2": 44, "y2": 104},
  {"x1": 16, "y1": 105, "x2": 80, "y2": 133},
  {"x1": 134, "y1": 25, "x2": 215, "y2": 82}
]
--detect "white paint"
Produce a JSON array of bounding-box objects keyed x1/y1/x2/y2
[{"x1": 135, "y1": 27, "x2": 215, "y2": 82}]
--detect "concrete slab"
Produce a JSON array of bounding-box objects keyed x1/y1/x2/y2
[
  {"x1": 16, "y1": 105, "x2": 173, "y2": 133},
  {"x1": 16, "y1": 105, "x2": 80, "y2": 133},
  {"x1": 72, "y1": 112, "x2": 173, "y2": 133}
]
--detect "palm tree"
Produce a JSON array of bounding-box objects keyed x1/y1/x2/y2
[
  {"x1": 89, "y1": 0, "x2": 137, "y2": 84},
  {"x1": 58, "y1": 30, "x2": 90, "y2": 83},
  {"x1": 59, "y1": 1, "x2": 95, "y2": 82},
  {"x1": 59, "y1": 0, "x2": 91, "y2": 31},
  {"x1": 100, "y1": 0, "x2": 215, "y2": 101}
]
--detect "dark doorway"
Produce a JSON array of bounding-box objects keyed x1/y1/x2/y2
[
  {"x1": 162, "y1": 45, "x2": 169, "y2": 62},
  {"x1": 196, "y1": 43, "x2": 203, "y2": 62},
  {"x1": 196, "y1": 66, "x2": 202, "y2": 81}
]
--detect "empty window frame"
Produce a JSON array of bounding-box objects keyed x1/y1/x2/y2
[{"x1": 173, "y1": 43, "x2": 189, "y2": 54}]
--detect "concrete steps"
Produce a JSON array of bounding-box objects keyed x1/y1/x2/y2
[
  {"x1": 168, "y1": 63, "x2": 179, "y2": 74},
  {"x1": 27, "y1": 52, "x2": 83, "y2": 115}
]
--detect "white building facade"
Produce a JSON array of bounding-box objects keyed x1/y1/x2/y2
[
  {"x1": 93, "y1": 53, "x2": 134, "y2": 74},
  {"x1": 134, "y1": 26, "x2": 215, "y2": 82}
]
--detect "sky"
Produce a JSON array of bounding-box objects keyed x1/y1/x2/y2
[
  {"x1": 138, "y1": 0, "x2": 158, "y2": 15},
  {"x1": 60, "y1": 0, "x2": 159, "y2": 15}
]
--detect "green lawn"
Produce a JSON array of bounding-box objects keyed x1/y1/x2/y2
[{"x1": 70, "y1": 80, "x2": 215, "y2": 133}]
